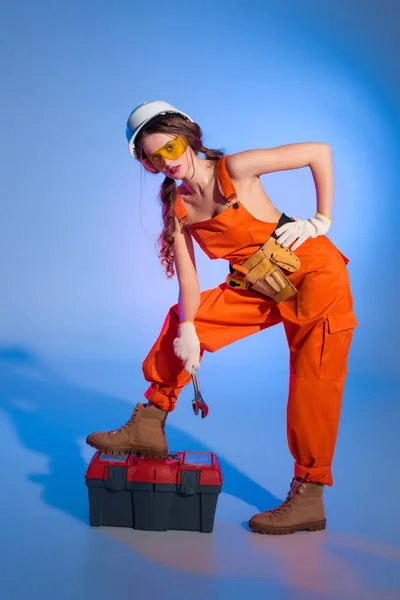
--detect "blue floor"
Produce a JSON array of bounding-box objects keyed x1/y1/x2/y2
[{"x1": 1, "y1": 346, "x2": 399, "y2": 600}]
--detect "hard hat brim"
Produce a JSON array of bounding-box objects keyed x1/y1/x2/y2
[{"x1": 128, "y1": 109, "x2": 194, "y2": 158}]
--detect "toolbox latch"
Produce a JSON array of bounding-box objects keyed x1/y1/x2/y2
[
  {"x1": 105, "y1": 466, "x2": 127, "y2": 491},
  {"x1": 180, "y1": 470, "x2": 200, "y2": 495}
]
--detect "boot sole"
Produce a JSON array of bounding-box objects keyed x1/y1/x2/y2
[
  {"x1": 86, "y1": 438, "x2": 168, "y2": 458},
  {"x1": 248, "y1": 518, "x2": 327, "y2": 535}
]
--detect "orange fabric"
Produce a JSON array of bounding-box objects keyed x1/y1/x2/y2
[
  {"x1": 174, "y1": 193, "x2": 188, "y2": 225},
  {"x1": 143, "y1": 155, "x2": 358, "y2": 487}
]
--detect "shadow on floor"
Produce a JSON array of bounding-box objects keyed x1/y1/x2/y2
[{"x1": 0, "y1": 345, "x2": 281, "y2": 525}]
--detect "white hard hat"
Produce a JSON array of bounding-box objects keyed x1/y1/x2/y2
[{"x1": 126, "y1": 100, "x2": 194, "y2": 157}]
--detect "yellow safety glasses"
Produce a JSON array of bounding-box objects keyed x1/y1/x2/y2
[{"x1": 142, "y1": 135, "x2": 188, "y2": 172}]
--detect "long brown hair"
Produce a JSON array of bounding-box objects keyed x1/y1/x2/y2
[{"x1": 134, "y1": 114, "x2": 223, "y2": 278}]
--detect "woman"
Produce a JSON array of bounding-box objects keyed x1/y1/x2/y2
[{"x1": 86, "y1": 100, "x2": 358, "y2": 535}]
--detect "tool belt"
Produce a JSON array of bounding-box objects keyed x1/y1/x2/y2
[{"x1": 226, "y1": 213, "x2": 301, "y2": 304}]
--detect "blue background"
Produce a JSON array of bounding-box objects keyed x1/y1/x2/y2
[{"x1": 2, "y1": 0, "x2": 399, "y2": 380}]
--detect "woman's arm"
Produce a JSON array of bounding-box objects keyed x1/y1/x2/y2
[
  {"x1": 172, "y1": 219, "x2": 202, "y2": 374},
  {"x1": 226, "y1": 143, "x2": 334, "y2": 219},
  {"x1": 172, "y1": 218, "x2": 200, "y2": 323}
]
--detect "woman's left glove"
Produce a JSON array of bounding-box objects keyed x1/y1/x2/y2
[
  {"x1": 275, "y1": 213, "x2": 332, "y2": 251},
  {"x1": 173, "y1": 321, "x2": 201, "y2": 375}
]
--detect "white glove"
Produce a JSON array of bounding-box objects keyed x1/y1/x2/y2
[
  {"x1": 275, "y1": 213, "x2": 332, "y2": 251},
  {"x1": 173, "y1": 321, "x2": 201, "y2": 375}
]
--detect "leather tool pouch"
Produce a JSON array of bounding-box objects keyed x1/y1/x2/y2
[{"x1": 230, "y1": 214, "x2": 301, "y2": 304}]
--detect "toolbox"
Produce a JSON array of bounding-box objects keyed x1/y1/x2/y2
[{"x1": 85, "y1": 451, "x2": 223, "y2": 533}]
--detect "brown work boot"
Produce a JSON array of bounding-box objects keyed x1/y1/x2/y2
[
  {"x1": 86, "y1": 402, "x2": 168, "y2": 457},
  {"x1": 248, "y1": 478, "x2": 326, "y2": 535}
]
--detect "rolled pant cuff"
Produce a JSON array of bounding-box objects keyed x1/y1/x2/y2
[
  {"x1": 295, "y1": 463, "x2": 333, "y2": 487},
  {"x1": 144, "y1": 384, "x2": 177, "y2": 412}
]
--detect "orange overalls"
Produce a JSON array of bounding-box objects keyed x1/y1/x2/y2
[{"x1": 142, "y1": 155, "x2": 358, "y2": 486}]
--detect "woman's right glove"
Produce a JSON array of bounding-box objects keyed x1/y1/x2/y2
[{"x1": 173, "y1": 321, "x2": 201, "y2": 375}]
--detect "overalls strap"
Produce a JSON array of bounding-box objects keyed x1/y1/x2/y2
[
  {"x1": 216, "y1": 155, "x2": 238, "y2": 203},
  {"x1": 174, "y1": 191, "x2": 189, "y2": 225}
]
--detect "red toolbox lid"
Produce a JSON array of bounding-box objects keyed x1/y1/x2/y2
[{"x1": 86, "y1": 451, "x2": 222, "y2": 487}]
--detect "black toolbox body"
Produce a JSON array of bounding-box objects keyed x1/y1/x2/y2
[{"x1": 85, "y1": 451, "x2": 222, "y2": 533}]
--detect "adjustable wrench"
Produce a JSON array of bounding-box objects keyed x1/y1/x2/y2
[{"x1": 191, "y1": 371, "x2": 209, "y2": 418}]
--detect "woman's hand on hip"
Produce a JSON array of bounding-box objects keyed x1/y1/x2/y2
[{"x1": 275, "y1": 213, "x2": 332, "y2": 251}]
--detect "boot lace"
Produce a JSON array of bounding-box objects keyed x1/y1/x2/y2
[
  {"x1": 107, "y1": 406, "x2": 139, "y2": 435},
  {"x1": 267, "y1": 478, "x2": 305, "y2": 516}
]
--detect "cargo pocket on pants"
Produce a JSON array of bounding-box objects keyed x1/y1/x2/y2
[{"x1": 319, "y1": 309, "x2": 358, "y2": 380}]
